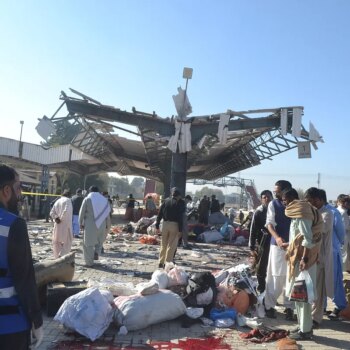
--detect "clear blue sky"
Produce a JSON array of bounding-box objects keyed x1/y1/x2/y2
[{"x1": 0, "y1": 1, "x2": 349, "y2": 200}]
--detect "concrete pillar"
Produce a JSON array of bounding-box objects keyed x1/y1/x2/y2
[{"x1": 170, "y1": 152, "x2": 187, "y2": 198}]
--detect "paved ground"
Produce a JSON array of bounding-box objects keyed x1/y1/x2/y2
[{"x1": 27, "y1": 210, "x2": 350, "y2": 350}]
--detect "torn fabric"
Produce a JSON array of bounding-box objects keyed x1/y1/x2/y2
[
  {"x1": 217, "y1": 114, "x2": 230, "y2": 144},
  {"x1": 172, "y1": 87, "x2": 192, "y2": 118},
  {"x1": 309, "y1": 122, "x2": 324, "y2": 142},
  {"x1": 291, "y1": 108, "x2": 302, "y2": 137},
  {"x1": 280, "y1": 108, "x2": 288, "y2": 135},
  {"x1": 167, "y1": 121, "x2": 192, "y2": 153}
]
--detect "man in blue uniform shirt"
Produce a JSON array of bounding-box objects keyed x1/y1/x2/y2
[{"x1": 0, "y1": 165, "x2": 43, "y2": 349}]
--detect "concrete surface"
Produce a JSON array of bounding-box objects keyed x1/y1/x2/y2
[{"x1": 27, "y1": 210, "x2": 350, "y2": 350}]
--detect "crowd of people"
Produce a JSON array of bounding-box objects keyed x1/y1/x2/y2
[
  {"x1": 155, "y1": 182, "x2": 350, "y2": 342},
  {"x1": 248, "y1": 180, "x2": 350, "y2": 340},
  {"x1": 1, "y1": 163, "x2": 350, "y2": 348}
]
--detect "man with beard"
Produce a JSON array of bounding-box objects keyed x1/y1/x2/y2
[
  {"x1": 264, "y1": 180, "x2": 294, "y2": 320},
  {"x1": 0, "y1": 165, "x2": 43, "y2": 349},
  {"x1": 249, "y1": 190, "x2": 273, "y2": 293},
  {"x1": 304, "y1": 187, "x2": 334, "y2": 328}
]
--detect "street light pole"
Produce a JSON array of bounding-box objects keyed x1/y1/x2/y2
[
  {"x1": 19, "y1": 120, "x2": 24, "y2": 158},
  {"x1": 169, "y1": 68, "x2": 193, "y2": 197}
]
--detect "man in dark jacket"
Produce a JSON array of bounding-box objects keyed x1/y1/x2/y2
[
  {"x1": 156, "y1": 188, "x2": 185, "y2": 268},
  {"x1": 0, "y1": 165, "x2": 43, "y2": 349},
  {"x1": 71, "y1": 188, "x2": 84, "y2": 238},
  {"x1": 248, "y1": 190, "x2": 273, "y2": 293},
  {"x1": 210, "y1": 194, "x2": 220, "y2": 214}
]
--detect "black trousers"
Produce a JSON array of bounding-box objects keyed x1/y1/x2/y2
[
  {"x1": 256, "y1": 242, "x2": 271, "y2": 293},
  {"x1": 0, "y1": 330, "x2": 30, "y2": 350}
]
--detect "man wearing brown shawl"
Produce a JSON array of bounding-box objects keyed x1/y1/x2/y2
[
  {"x1": 305, "y1": 187, "x2": 334, "y2": 328},
  {"x1": 283, "y1": 188, "x2": 322, "y2": 341}
]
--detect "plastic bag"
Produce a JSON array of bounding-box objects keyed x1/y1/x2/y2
[
  {"x1": 54, "y1": 288, "x2": 113, "y2": 341},
  {"x1": 151, "y1": 269, "x2": 169, "y2": 289},
  {"x1": 290, "y1": 270, "x2": 314, "y2": 304},
  {"x1": 167, "y1": 266, "x2": 189, "y2": 286},
  {"x1": 87, "y1": 278, "x2": 136, "y2": 296},
  {"x1": 135, "y1": 281, "x2": 159, "y2": 295}
]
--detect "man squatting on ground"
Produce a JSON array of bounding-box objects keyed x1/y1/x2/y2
[
  {"x1": 155, "y1": 187, "x2": 185, "y2": 268},
  {"x1": 0, "y1": 165, "x2": 43, "y2": 349}
]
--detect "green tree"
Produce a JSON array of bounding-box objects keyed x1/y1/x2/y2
[
  {"x1": 194, "y1": 186, "x2": 225, "y2": 202},
  {"x1": 130, "y1": 177, "x2": 145, "y2": 198},
  {"x1": 108, "y1": 177, "x2": 133, "y2": 198}
]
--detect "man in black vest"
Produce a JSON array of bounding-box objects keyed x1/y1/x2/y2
[{"x1": 156, "y1": 188, "x2": 185, "y2": 268}]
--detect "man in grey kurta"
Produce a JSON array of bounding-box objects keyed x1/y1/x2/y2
[
  {"x1": 304, "y1": 187, "x2": 334, "y2": 327},
  {"x1": 79, "y1": 186, "x2": 111, "y2": 266}
]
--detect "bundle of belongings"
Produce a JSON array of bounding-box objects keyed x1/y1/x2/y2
[{"x1": 53, "y1": 263, "x2": 277, "y2": 341}]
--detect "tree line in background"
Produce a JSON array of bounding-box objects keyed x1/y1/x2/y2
[{"x1": 54, "y1": 170, "x2": 146, "y2": 200}]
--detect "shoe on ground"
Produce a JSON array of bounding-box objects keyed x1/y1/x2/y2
[
  {"x1": 158, "y1": 263, "x2": 165, "y2": 269},
  {"x1": 265, "y1": 307, "x2": 277, "y2": 318},
  {"x1": 312, "y1": 320, "x2": 320, "y2": 329},
  {"x1": 94, "y1": 253, "x2": 99, "y2": 260},
  {"x1": 182, "y1": 244, "x2": 192, "y2": 250},
  {"x1": 285, "y1": 308, "x2": 296, "y2": 321},
  {"x1": 289, "y1": 326, "x2": 300, "y2": 334},
  {"x1": 288, "y1": 330, "x2": 313, "y2": 341},
  {"x1": 328, "y1": 308, "x2": 341, "y2": 320}
]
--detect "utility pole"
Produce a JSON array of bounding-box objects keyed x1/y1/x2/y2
[
  {"x1": 19, "y1": 120, "x2": 24, "y2": 158},
  {"x1": 317, "y1": 172, "x2": 320, "y2": 188},
  {"x1": 169, "y1": 67, "x2": 193, "y2": 197}
]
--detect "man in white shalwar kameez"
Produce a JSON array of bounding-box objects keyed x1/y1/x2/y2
[
  {"x1": 264, "y1": 180, "x2": 294, "y2": 320},
  {"x1": 337, "y1": 195, "x2": 350, "y2": 273},
  {"x1": 79, "y1": 186, "x2": 111, "y2": 267},
  {"x1": 50, "y1": 190, "x2": 73, "y2": 258},
  {"x1": 304, "y1": 187, "x2": 334, "y2": 327}
]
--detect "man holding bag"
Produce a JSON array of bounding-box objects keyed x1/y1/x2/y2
[{"x1": 282, "y1": 188, "x2": 322, "y2": 341}]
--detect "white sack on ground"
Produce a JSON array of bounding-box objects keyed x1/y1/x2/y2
[
  {"x1": 113, "y1": 290, "x2": 186, "y2": 331},
  {"x1": 87, "y1": 278, "x2": 136, "y2": 296},
  {"x1": 167, "y1": 266, "x2": 189, "y2": 286},
  {"x1": 151, "y1": 269, "x2": 169, "y2": 289},
  {"x1": 135, "y1": 281, "x2": 159, "y2": 295},
  {"x1": 199, "y1": 230, "x2": 223, "y2": 243},
  {"x1": 54, "y1": 287, "x2": 114, "y2": 341}
]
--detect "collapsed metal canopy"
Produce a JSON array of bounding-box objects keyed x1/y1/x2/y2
[{"x1": 44, "y1": 89, "x2": 314, "y2": 186}]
